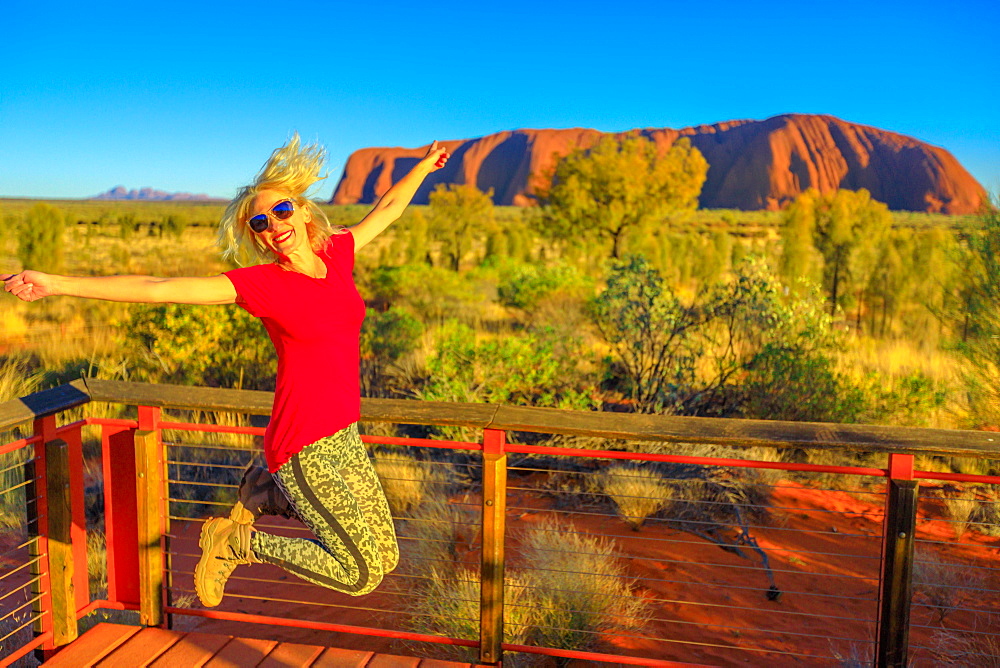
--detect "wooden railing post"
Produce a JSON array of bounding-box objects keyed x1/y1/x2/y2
[
  {"x1": 876, "y1": 453, "x2": 918, "y2": 668},
  {"x1": 479, "y1": 428, "x2": 507, "y2": 666},
  {"x1": 135, "y1": 406, "x2": 165, "y2": 627},
  {"x1": 43, "y1": 435, "x2": 78, "y2": 647}
]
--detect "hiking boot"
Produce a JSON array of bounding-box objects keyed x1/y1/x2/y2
[
  {"x1": 229, "y1": 465, "x2": 300, "y2": 525},
  {"x1": 194, "y1": 517, "x2": 259, "y2": 607}
]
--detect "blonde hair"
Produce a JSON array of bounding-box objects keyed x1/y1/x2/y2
[{"x1": 217, "y1": 133, "x2": 339, "y2": 266}]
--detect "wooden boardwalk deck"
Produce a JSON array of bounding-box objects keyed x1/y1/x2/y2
[{"x1": 41, "y1": 623, "x2": 486, "y2": 667}]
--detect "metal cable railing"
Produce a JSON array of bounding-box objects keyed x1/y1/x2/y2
[
  {"x1": 1, "y1": 380, "x2": 999, "y2": 667},
  {"x1": 906, "y1": 475, "x2": 1000, "y2": 666},
  {"x1": 0, "y1": 438, "x2": 48, "y2": 666},
  {"x1": 159, "y1": 427, "x2": 486, "y2": 663}
]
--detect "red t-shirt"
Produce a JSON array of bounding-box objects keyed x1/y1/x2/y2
[{"x1": 224, "y1": 230, "x2": 365, "y2": 472}]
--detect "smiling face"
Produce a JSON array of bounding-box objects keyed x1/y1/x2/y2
[{"x1": 247, "y1": 189, "x2": 312, "y2": 258}]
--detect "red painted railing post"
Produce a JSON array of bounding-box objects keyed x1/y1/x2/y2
[
  {"x1": 479, "y1": 428, "x2": 507, "y2": 666},
  {"x1": 876, "y1": 453, "x2": 917, "y2": 668}
]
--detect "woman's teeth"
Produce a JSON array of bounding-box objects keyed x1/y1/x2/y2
[{"x1": 275, "y1": 229, "x2": 293, "y2": 243}]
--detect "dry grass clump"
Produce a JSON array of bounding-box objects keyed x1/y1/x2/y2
[
  {"x1": 598, "y1": 464, "x2": 674, "y2": 530},
  {"x1": 941, "y1": 491, "x2": 979, "y2": 539},
  {"x1": 912, "y1": 549, "x2": 982, "y2": 624},
  {"x1": 374, "y1": 451, "x2": 445, "y2": 516},
  {"x1": 969, "y1": 488, "x2": 1000, "y2": 538},
  {"x1": 400, "y1": 499, "x2": 478, "y2": 568},
  {"x1": 408, "y1": 566, "x2": 536, "y2": 651},
  {"x1": 931, "y1": 628, "x2": 1000, "y2": 668},
  {"x1": 0, "y1": 357, "x2": 41, "y2": 404},
  {"x1": 519, "y1": 518, "x2": 652, "y2": 652},
  {"x1": 406, "y1": 516, "x2": 651, "y2": 663}
]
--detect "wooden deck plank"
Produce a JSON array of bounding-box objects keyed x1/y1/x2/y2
[
  {"x1": 43, "y1": 624, "x2": 485, "y2": 668},
  {"x1": 204, "y1": 636, "x2": 278, "y2": 668},
  {"x1": 311, "y1": 647, "x2": 376, "y2": 667},
  {"x1": 94, "y1": 627, "x2": 182, "y2": 667},
  {"x1": 367, "y1": 654, "x2": 421, "y2": 668},
  {"x1": 42, "y1": 623, "x2": 142, "y2": 667},
  {"x1": 257, "y1": 641, "x2": 325, "y2": 668},
  {"x1": 147, "y1": 631, "x2": 233, "y2": 668}
]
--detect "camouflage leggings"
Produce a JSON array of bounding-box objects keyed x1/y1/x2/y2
[{"x1": 249, "y1": 424, "x2": 399, "y2": 595}]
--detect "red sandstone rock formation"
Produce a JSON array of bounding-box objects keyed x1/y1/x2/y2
[{"x1": 331, "y1": 114, "x2": 986, "y2": 214}]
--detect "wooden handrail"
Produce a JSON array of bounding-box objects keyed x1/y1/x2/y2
[{"x1": 1, "y1": 378, "x2": 998, "y2": 457}]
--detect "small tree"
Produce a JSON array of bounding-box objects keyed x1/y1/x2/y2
[
  {"x1": 954, "y1": 205, "x2": 1000, "y2": 425},
  {"x1": 540, "y1": 135, "x2": 708, "y2": 259},
  {"x1": 18, "y1": 203, "x2": 65, "y2": 273},
  {"x1": 781, "y1": 188, "x2": 892, "y2": 319},
  {"x1": 426, "y1": 184, "x2": 495, "y2": 271},
  {"x1": 589, "y1": 255, "x2": 705, "y2": 413}
]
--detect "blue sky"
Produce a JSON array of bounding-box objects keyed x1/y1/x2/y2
[{"x1": 1, "y1": 0, "x2": 997, "y2": 201}]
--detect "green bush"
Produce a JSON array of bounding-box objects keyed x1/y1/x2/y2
[
  {"x1": 419, "y1": 321, "x2": 595, "y2": 410},
  {"x1": 18, "y1": 203, "x2": 65, "y2": 273},
  {"x1": 497, "y1": 261, "x2": 592, "y2": 312},
  {"x1": 123, "y1": 303, "x2": 276, "y2": 389},
  {"x1": 362, "y1": 264, "x2": 485, "y2": 323},
  {"x1": 360, "y1": 306, "x2": 423, "y2": 397}
]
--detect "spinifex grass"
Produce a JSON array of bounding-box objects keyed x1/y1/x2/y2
[{"x1": 598, "y1": 464, "x2": 674, "y2": 530}]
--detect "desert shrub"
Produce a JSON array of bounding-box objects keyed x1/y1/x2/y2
[
  {"x1": 374, "y1": 451, "x2": 443, "y2": 516},
  {"x1": 360, "y1": 306, "x2": 423, "y2": 398},
  {"x1": 362, "y1": 264, "x2": 485, "y2": 323},
  {"x1": 589, "y1": 255, "x2": 702, "y2": 413},
  {"x1": 497, "y1": 262, "x2": 592, "y2": 313},
  {"x1": 417, "y1": 321, "x2": 596, "y2": 430},
  {"x1": 18, "y1": 202, "x2": 65, "y2": 273},
  {"x1": 161, "y1": 213, "x2": 189, "y2": 238},
  {"x1": 598, "y1": 464, "x2": 673, "y2": 530},
  {"x1": 912, "y1": 549, "x2": 981, "y2": 623},
  {"x1": 741, "y1": 343, "x2": 868, "y2": 423},
  {"x1": 124, "y1": 303, "x2": 276, "y2": 389}
]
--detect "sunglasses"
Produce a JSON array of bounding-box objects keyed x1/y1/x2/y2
[{"x1": 247, "y1": 199, "x2": 295, "y2": 233}]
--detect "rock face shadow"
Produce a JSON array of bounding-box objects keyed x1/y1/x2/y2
[{"x1": 477, "y1": 133, "x2": 530, "y2": 205}]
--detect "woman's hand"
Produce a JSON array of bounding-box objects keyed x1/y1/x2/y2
[
  {"x1": 2, "y1": 270, "x2": 58, "y2": 302},
  {"x1": 421, "y1": 140, "x2": 451, "y2": 172}
]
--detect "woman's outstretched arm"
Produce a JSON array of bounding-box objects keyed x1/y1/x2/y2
[
  {"x1": 2, "y1": 270, "x2": 237, "y2": 305},
  {"x1": 350, "y1": 140, "x2": 451, "y2": 251}
]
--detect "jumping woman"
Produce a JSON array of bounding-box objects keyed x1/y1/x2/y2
[{"x1": 3, "y1": 135, "x2": 450, "y2": 606}]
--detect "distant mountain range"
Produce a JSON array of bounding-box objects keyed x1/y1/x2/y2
[
  {"x1": 332, "y1": 114, "x2": 986, "y2": 214},
  {"x1": 92, "y1": 186, "x2": 221, "y2": 201}
]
